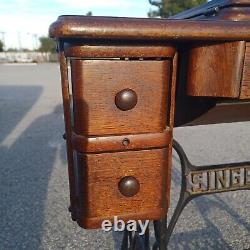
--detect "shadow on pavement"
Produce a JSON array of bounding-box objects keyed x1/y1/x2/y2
[
  {"x1": 0, "y1": 86, "x2": 43, "y2": 143},
  {"x1": 0, "y1": 86, "x2": 65, "y2": 249}
]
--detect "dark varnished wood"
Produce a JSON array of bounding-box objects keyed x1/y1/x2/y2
[
  {"x1": 56, "y1": 40, "x2": 177, "y2": 228},
  {"x1": 241, "y1": 42, "x2": 250, "y2": 99},
  {"x1": 166, "y1": 53, "x2": 178, "y2": 208},
  {"x1": 187, "y1": 41, "x2": 245, "y2": 97},
  {"x1": 76, "y1": 148, "x2": 168, "y2": 229},
  {"x1": 184, "y1": 101, "x2": 250, "y2": 126},
  {"x1": 172, "y1": 0, "x2": 250, "y2": 127},
  {"x1": 64, "y1": 44, "x2": 176, "y2": 58},
  {"x1": 71, "y1": 129, "x2": 172, "y2": 153},
  {"x1": 211, "y1": 7, "x2": 250, "y2": 21},
  {"x1": 58, "y1": 51, "x2": 77, "y2": 220},
  {"x1": 71, "y1": 59, "x2": 170, "y2": 136},
  {"x1": 49, "y1": 16, "x2": 250, "y2": 41},
  {"x1": 50, "y1": 2, "x2": 250, "y2": 231}
]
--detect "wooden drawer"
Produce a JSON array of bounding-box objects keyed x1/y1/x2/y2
[
  {"x1": 186, "y1": 41, "x2": 245, "y2": 98},
  {"x1": 71, "y1": 59, "x2": 170, "y2": 136},
  {"x1": 75, "y1": 148, "x2": 168, "y2": 229}
]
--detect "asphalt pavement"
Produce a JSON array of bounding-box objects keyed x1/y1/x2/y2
[{"x1": 0, "y1": 63, "x2": 249, "y2": 250}]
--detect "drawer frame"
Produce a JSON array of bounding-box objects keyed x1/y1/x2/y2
[{"x1": 58, "y1": 42, "x2": 178, "y2": 228}]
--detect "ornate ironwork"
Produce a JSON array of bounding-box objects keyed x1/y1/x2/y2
[{"x1": 120, "y1": 139, "x2": 250, "y2": 249}]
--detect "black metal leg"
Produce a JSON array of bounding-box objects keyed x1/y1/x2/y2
[
  {"x1": 144, "y1": 226, "x2": 150, "y2": 250},
  {"x1": 165, "y1": 139, "x2": 250, "y2": 246},
  {"x1": 119, "y1": 139, "x2": 250, "y2": 250},
  {"x1": 120, "y1": 222, "x2": 151, "y2": 250},
  {"x1": 121, "y1": 229, "x2": 129, "y2": 250},
  {"x1": 153, "y1": 218, "x2": 167, "y2": 250},
  {"x1": 161, "y1": 140, "x2": 192, "y2": 245}
]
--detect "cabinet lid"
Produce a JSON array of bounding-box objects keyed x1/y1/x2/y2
[{"x1": 49, "y1": 15, "x2": 250, "y2": 41}]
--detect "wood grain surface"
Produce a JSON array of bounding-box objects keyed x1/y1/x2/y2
[
  {"x1": 49, "y1": 16, "x2": 250, "y2": 41},
  {"x1": 58, "y1": 50, "x2": 77, "y2": 220},
  {"x1": 65, "y1": 44, "x2": 176, "y2": 58},
  {"x1": 187, "y1": 41, "x2": 245, "y2": 97},
  {"x1": 211, "y1": 7, "x2": 250, "y2": 21},
  {"x1": 76, "y1": 148, "x2": 168, "y2": 229},
  {"x1": 240, "y1": 42, "x2": 250, "y2": 99},
  {"x1": 52, "y1": 5, "x2": 250, "y2": 232},
  {"x1": 72, "y1": 129, "x2": 172, "y2": 153},
  {"x1": 71, "y1": 59, "x2": 170, "y2": 136}
]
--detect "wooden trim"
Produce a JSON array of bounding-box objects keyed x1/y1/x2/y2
[
  {"x1": 240, "y1": 42, "x2": 250, "y2": 99},
  {"x1": 58, "y1": 47, "x2": 77, "y2": 218},
  {"x1": 169, "y1": 53, "x2": 178, "y2": 128},
  {"x1": 166, "y1": 53, "x2": 178, "y2": 208},
  {"x1": 64, "y1": 44, "x2": 176, "y2": 58},
  {"x1": 72, "y1": 129, "x2": 172, "y2": 153},
  {"x1": 49, "y1": 16, "x2": 250, "y2": 41}
]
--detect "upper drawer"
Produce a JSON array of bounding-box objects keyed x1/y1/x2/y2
[{"x1": 71, "y1": 59, "x2": 170, "y2": 136}]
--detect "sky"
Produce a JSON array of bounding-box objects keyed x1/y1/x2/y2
[{"x1": 0, "y1": 0, "x2": 155, "y2": 50}]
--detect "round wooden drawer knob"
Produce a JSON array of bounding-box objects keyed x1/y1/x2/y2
[
  {"x1": 115, "y1": 89, "x2": 137, "y2": 111},
  {"x1": 118, "y1": 176, "x2": 140, "y2": 197}
]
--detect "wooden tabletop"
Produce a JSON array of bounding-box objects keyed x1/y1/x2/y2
[{"x1": 49, "y1": 15, "x2": 250, "y2": 41}]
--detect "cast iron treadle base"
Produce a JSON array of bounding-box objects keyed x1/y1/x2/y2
[{"x1": 120, "y1": 139, "x2": 250, "y2": 250}]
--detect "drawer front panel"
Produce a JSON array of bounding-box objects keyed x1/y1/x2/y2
[
  {"x1": 240, "y1": 42, "x2": 250, "y2": 99},
  {"x1": 71, "y1": 60, "x2": 170, "y2": 136},
  {"x1": 186, "y1": 41, "x2": 245, "y2": 98},
  {"x1": 75, "y1": 148, "x2": 168, "y2": 228}
]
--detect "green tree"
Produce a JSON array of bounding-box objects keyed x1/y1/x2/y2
[
  {"x1": 38, "y1": 36, "x2": 56, "y2": 53},
  {"x1": 86, "y1": 11, "x2": 92, "y2": 16},
  {"x1": 0, "y1": 40, "x2": 3, "y2": 52},
  {"x1": 149, "y1": 0, "x2": 207, "y2": 17}
]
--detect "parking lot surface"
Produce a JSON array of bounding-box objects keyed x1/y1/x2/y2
[{"x1": 0, "y1": 63, "x2": 249, "y2": 249}]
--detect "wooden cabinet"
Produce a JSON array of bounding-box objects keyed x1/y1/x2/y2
[
  {"x1": 57, "y1": 42, "x2": 177, "y2": 228},
  {"x1": 49, "y1": 8, "x2": 250, "y2": 230}
]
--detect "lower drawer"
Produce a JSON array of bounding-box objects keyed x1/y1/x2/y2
[{"x1": 74, "y1": 148, "x2": 169, "y2": 229}]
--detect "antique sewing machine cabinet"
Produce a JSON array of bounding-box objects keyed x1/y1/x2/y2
[
  {"x1": 49, "y1": 0, "x2": 250, "y2": 248},
  {"x1": 50, "y1": 25, "x2": 178, "y2": 228}
]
